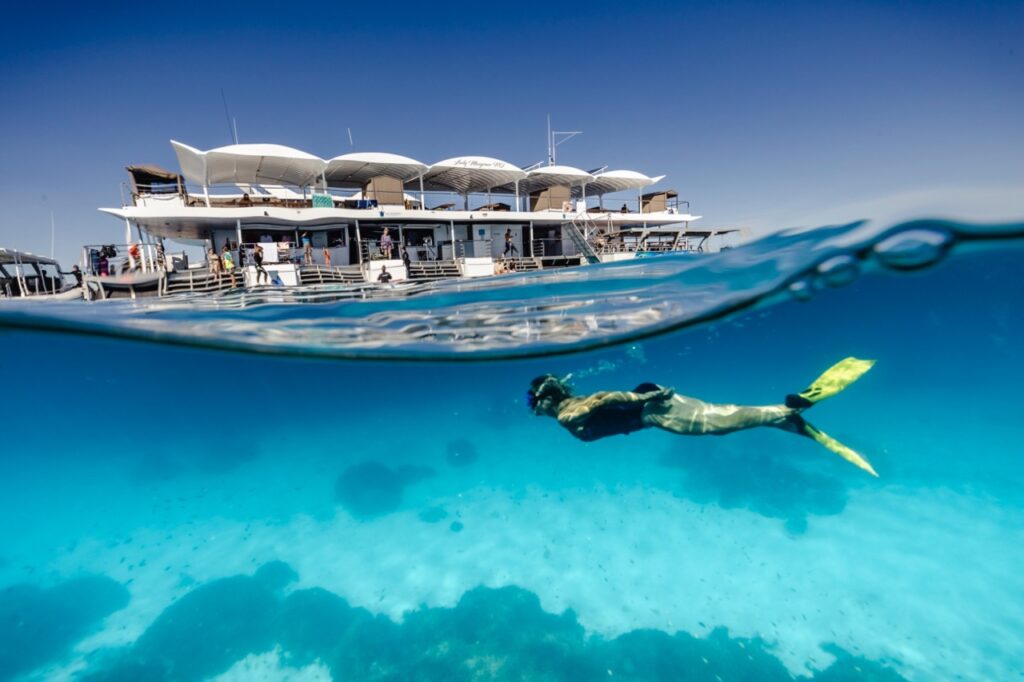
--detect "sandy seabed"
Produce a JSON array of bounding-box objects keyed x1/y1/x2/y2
[{"x1": 26, "y1": 456, "x2": 1022, "y2": 682}]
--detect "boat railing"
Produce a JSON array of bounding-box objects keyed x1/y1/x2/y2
[
  {"x1": 531, "y1": 237, "x2": 574, "y2": 258},
  {"x1": 455, "y1": 239, "x2": 493, "y2": 260},
  {"x1": 239, "y1": 241, "x2": 310, "y2": 266},
  {"x1": 81, "y1": 243, "x2": 164, "y2": 277},
  {"x1": 359, "y1": 239, "x2": 402, "y2": 263}
]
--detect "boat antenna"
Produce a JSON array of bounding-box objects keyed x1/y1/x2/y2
[
  {"x1": 220, "y1": 88, "x2": 239, "y2": 144},
  {"x1": 546, "y1": 114, "x2": 581, "y2": 166},
  {"x1": 50, "y1": 210, "x2": 55, "y2": 259},
  {"x1": 347, "y1": 127, "x2": 355, "y2": 150}
]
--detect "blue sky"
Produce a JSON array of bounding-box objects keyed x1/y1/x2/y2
[{"x1": 1, "y1": 0, "x2": 1021, "y2": 265}]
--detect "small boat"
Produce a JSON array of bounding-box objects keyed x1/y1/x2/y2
[{"x1": 0, "y1": 248, "x2": 82, "y2": 300}]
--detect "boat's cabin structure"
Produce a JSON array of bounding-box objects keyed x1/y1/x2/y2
[
  {"x1": 92, "y1": 140, "x2": 735, "y2": 298},
  {"x1": 0, "y1": 248, "x2": 72, "y2": 298}
]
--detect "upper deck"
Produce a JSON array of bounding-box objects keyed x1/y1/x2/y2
[{"x1": 102, "y1": 142, "x2": 703, "y2": 240}]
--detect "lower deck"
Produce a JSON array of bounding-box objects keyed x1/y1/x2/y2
[{"x1": 80, "y1": 216, "x2": 735, "y2": 300}]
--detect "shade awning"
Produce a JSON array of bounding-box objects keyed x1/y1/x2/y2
[
  {"x1": 126, "y1": 164, "x2": 184, "y2": 195},
  {"x1": 325, "y1": 152, "x2": 428, "y2": 188},
  {"x1": 577, "y1": 170, "x2": 665, "y2": 196},
  {"x1": 420, "y1": 156, "x2": 527, "y2": 194},
  {"x1": 126, "y1": 165, "x2": 182, "y2": 184},
  {"x1": 521, "y1": 165, "x2": 594, "y2": 193},
  {"x1": 172, "y1": 140, "x2": 326, "y2": 187}
]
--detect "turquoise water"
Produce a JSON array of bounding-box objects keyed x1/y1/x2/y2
[{"x1": 0, "y1": 220, "x2": 1022, "y2": 681}]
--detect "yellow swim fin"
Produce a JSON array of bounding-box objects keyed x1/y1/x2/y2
[
  {"x1": 799, "y1": 419, "x2": 879, "y2": 477},
  {"x1": 787, "y1": 357, "x2": 875, "y2": 408}
]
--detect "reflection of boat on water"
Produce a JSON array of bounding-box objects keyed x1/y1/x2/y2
[
  {"x1": 0, "y1": 248, "x2": 82, "y2": 300},
  {"x1": 88, "y1": 139, "x2": 739, "y2": 299}
]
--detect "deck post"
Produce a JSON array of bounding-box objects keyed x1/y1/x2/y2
[
  {"x1": 529, "y1": 220, "x2": 534, "y2": 257},
  {"x1": 124, "y1": 218, "x2": 132, "y2": 245},
  {"x1": 449, "y1": 220, "x2": 455, "y2": 259},
  {"x1": 418, "y1": 174, "x2": 425, "y2": 209},
  {"x1": 355, "y1": 220, "x2": 362, "y2": 264},
  {"x1": 202, "y1": 157, "x2": 210, "y2": 207},
  {"x1": 514, "y1": 180, "x2": 519, "y2": 211}
]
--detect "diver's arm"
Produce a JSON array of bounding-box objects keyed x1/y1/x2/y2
[{"x1": 556, "y1": 389, "x2": 673, "y2": 426}]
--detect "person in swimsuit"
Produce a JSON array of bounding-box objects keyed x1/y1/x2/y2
[
  {"x1": 302, "y1": 232, "x2": 313, "y2": 264},
  {"x1": 527, "y1": 357, "x2": 878, "y2": 476},
  {"x1": 380, "y1": 228, "x2": 394, "y2": 259}
]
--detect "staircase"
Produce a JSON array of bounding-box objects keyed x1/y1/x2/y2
[
  {"x1": 163, "y1": 269, "x2": 241, "y2": 295},
  {"x1": 298, "y1": 264, "x2": 364, "y2": 285},
  {"x1": 566, "y1": 217, "x2": 601, "y2": 264},
  {"x1": 507, "y1": 257, "x2": 542, "y2": 272},
  {"x1": 407, "y1": 260, "x2": 461, "y2": 280}
]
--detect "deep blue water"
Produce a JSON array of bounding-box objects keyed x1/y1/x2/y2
[{"x1": 0, "y1": 220, "x2": 1022, "y2": 681}]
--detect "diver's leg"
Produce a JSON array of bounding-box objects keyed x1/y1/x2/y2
[
  {"x1": 642, "y1": 395, "x2": 792, "y2": 435},
  {"x1": 786, "y1": 415, "x2": 879, "y2": 476}
]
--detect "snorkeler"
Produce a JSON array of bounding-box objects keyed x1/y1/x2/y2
[{"x1": 527, "y1": 357, "x2": 879, "y2": 476}]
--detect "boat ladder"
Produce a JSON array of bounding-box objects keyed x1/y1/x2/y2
[{"x1": 567, "y1": 215, "x2": 602, "y2": 264}]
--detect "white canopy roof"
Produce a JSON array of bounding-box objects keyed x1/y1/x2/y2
[
  {"x1": 521, "y1": 165, "x2": 594, "y2": 192},
  {"x1": 325, "y1": 152, "x2": 428, "y2": 188},
  {"x1": 172, "y1": 141, "x2": 326, "y2": 188},
  {"x1": 581, "y1": 169, "x2": 666, "y2": 196},
  {"x1": 420, "y1": 156, "x2": 527, "y2": 194},
  {"x1": 166, "y1": 141, "x2": 666, "y2": 197}
]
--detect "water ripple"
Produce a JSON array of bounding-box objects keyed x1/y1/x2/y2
[{"x1": 1, "y1": 218, "x2": 1021, "y2": 359}]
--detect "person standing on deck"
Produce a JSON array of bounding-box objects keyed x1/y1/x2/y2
[
  {"x1": 302, "y1": 232, "x2": 313, "y2": 264},
  {"x1": 253, "y1": 243, "x2": 268, "y2": 284},
  {"x1": 65, "y1": 265, "x2": 83, "y2": 288},
  {"x1": 503, "y1": 228, "x2": 518, "y2": 257},
  {"x1": 127, "y1": 243, "x2": 141, "y2": 273},
  {"x1": 380, "y1": 228, "x2": 394, "y2": 259},
  {"x1": 221, "y1": 244, "x2": 236, "y2": 287},
  {"x1": 207, "y1": 245, "x2": 221, "y2": 278}
]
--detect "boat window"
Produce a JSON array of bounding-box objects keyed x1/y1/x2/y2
[
  {"x1": 324, "y1": 228, "x2": 347, "y2": 247},
  {"x1": 14, "y1": 264, "x2": 41, "y2": 280},
  {"x1": 37, "y1": 263, "x2": 61, "y2": 279}
]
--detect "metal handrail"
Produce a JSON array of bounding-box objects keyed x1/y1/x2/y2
[{"x1": 81, "y1": 243, "x2": 163, "y2": 276}]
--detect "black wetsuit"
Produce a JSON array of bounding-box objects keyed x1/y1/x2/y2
[
  {"x1": 573, "y1": 402, "x2": 647, "y2": 441},
  {"x1": 571, "y1": 383, "x2": 663, "y2": 442},
  {"x1": 254, "y1": 247, "x2": 268, "y2": 282}
]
